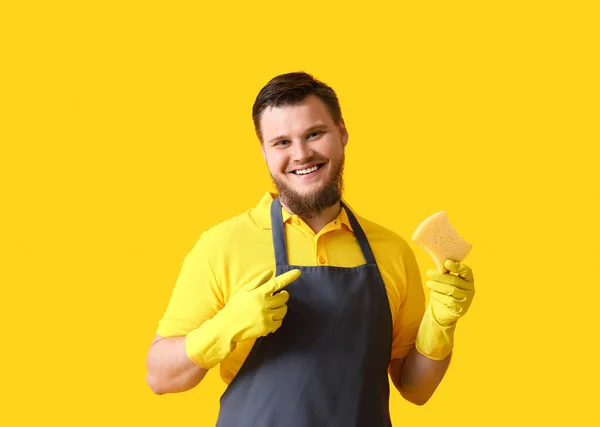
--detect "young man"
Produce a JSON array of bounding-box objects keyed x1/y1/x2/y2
[{"x1": 146, "y1": 72, "x2": 476, "y2": 426}]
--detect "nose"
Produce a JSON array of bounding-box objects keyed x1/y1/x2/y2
[{"x1": 290, "y1": 140, "x2": 313, "y2": 163}]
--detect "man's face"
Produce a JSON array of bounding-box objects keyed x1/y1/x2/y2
[{"x1": 259, "y1": 95, "x2": 348, "y2": 218}]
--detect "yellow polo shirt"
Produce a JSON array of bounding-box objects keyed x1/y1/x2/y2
[{"x1": 156, "y1": 192, "x2": 425, "y2": 384}]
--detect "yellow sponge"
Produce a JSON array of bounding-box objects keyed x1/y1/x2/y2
[{"x1": 412, "y1": 211, "x2": 472, "y2": 273}]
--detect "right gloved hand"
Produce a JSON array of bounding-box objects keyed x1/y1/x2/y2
[{"x1": 185, "y1": 269, "x2": 301, "y2": 369}]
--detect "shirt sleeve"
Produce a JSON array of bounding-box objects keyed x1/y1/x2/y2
[
  {"x1": 155, "y1": 234, "x2": 224, "y2": 337},
  {"x1": 390, "y1": 247, "x2": 426, "y2": 360}
]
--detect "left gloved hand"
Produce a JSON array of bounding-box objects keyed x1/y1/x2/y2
[
  {"x1": 415, "y1": 260, "x2": 475, "y2": 360},
  {"x1": 426, "y1": 259, "x2": 475, "y2": 326}
]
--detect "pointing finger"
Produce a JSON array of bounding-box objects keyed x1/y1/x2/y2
[{"x1": 263, "y1": 269, "x2": 302, "y2": 295}]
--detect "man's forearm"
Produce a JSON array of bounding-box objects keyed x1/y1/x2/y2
[
  {"x1": 389, "y1": 346, "x2": 451, "y2": 405},
  {"x1": 146, "y1": 336, "x2": 209, "y2": 394}
]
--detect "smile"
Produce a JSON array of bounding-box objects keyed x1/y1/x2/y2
[{"x1": 292, "y1": 164, "x2": 323, "y2": 176}]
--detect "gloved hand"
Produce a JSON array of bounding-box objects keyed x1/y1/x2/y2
[
  {"x1": 415, "y1": 260, "x2": 475, "y2": 360},
  {"x1": 185, "y1": 269, "x2": 301, "y2": 369}
]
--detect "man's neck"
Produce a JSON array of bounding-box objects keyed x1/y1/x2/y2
[{"x1": 281, "y1": 201, "x2": 342, "y2": 235}]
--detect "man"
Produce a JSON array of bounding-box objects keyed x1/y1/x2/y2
[{"x1": 145, "y1": 72, "x2": 476, "y2": 426}]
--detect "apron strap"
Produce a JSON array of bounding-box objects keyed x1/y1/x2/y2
[
  {"x1": 341, "y1": 200, "x2": 377, "y2": 265},
  {"x1": 270, "y1": 198, "x2": 289, "y2": 266},
  {"x1": 270, "y1": 197, "x2": 377, "y2": 267}
]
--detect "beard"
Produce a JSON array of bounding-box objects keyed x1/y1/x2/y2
[{"x1": 271, "y1": 160, "x2": 345, "y2": 219}]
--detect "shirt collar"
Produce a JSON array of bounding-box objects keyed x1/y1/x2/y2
[{"x1": 251, "y1": 191, "x2": 354, "y2": 232}]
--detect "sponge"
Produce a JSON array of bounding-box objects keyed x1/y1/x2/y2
[{"x1": 412, "y1": 211, "x2": 472, "y2": 273}]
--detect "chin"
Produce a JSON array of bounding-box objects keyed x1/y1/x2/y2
[{"x1": 290, "y1": 181, "x2": 325, "y2": 195}]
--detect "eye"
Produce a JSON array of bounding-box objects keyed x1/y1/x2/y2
[
  {"x1": 275, "y1": 140, "x2": 290, "y2": 147},
  {"x1": 308, "y1": 131, "x2": 323, "y2": 139}
]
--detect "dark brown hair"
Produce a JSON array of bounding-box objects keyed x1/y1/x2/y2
[{"x1": 252, "y1": 71, "x2": 342, "y2": 142}]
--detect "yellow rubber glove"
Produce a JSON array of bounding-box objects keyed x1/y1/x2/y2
[
  {"x1": 185, "y1": 269, "x2": 301, "y2": 369},
  {"x1": 415, "y1": 259, "x2": 475, "y2": 360}
]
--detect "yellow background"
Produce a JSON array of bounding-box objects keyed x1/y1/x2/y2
[{"x1": 1, "y1": 1, "x2": 599, "y2": 426}]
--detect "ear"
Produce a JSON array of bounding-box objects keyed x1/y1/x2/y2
[{"x1": 339, "y1": 118, "x2": 349, "y2": 148}]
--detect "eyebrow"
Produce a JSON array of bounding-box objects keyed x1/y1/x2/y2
[{"x1": 268, "y1": 123, "x2": 329, "y2": 145}]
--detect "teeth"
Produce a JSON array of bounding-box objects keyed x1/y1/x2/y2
[{"x1": 294, "y1": 165, "x2": 319, "y2": 175}]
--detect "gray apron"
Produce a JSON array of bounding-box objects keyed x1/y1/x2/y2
[{"x1": 216, "y1": 197, "x2": 393, "y2": 427}]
